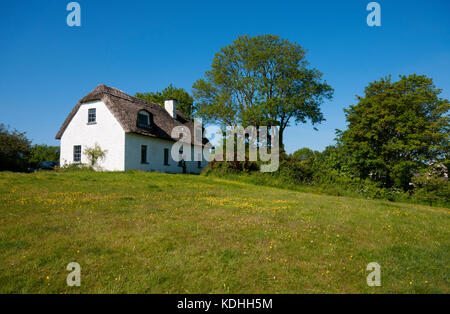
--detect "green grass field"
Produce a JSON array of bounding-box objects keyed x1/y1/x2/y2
[{"x1": 0, "y1": 170, "x2": 448, "y2": 293}]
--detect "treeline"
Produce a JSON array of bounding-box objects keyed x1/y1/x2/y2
[
  {"x1": 203, "y1": 146, "x2": 449, "y2": 207},
  {"x1": 0, "y1": 123, "x2": 59, "y2": 172},
  {"x1": 203, "y1": 75, "x2": 450, "y2": 207}
]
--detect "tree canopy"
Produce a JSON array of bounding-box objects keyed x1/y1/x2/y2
[
  {"x1": 192, "y1": 34, "x2": 333, "y2": 149},
  {"x1": 29, "y1": 144, "x2": 60, "y2": 166},
  {"x1": 135, "y1": 84, "x2": 195, "y2": 119},
  {"x1": 337, "y1": 74, "x2": 450, "y2": 189}
]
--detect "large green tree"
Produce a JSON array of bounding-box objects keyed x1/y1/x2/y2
[
  {"x1": 192, "y1": 34, "x2": 333, "y2": 149},
  {"x1": 338, "y1": 74, "x2": 449, "y2": 189},
  {"x1": 135, "y1": 84, "x2": 195, "y2": 119}
]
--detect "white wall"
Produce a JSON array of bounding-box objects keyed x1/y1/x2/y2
[
  {"x1": 60, "y1": 100, "x2": 126, "y2": 171},
  {"x1": 59, "y1": 100, "x2": 209, "y2": 173},
  {"x1": 124, "y1": 133, "x2": 208, "y2": 174}
]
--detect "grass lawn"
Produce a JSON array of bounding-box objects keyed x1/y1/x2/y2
[{"x1": 0, "y1": 170, "x2": 448, "y2": 293}]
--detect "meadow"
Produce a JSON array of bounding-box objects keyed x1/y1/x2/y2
[{"x1": 0, "y1": 170, "x2": 448, "y2": 293}]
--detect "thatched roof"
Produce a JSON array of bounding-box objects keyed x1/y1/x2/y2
[{"x1": 55, "y1": 84, "x2": 207, "y2": 145}]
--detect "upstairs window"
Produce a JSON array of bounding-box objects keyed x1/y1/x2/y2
[
  {"x1": 88, "y1": 108, "x2": 96, "y2": 124},
  {"x1": 137, "y1": 110, "x2": 152, "y2": 129},
  {"x1": 141, "y1": 145, "x2": 148, "y2": 164},
  {"x1": 73, "y1": 145, "x2": 81, "y2": 162}
]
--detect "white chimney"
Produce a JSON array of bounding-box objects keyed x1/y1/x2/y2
[{"x1": 164, "y1": 99, "x2": 177, "y2": 119}]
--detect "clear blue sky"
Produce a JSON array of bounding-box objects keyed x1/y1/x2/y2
[{"x1": 1, "y1": 0, "x2": 449, "y2": 153}]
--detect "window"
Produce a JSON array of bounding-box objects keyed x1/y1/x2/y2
[
  {"x1": 197, "y1": 153, "x2": 202, "y2": 169},
  {"x1": 137, "y1": 110, "x2": 152, "y2": 129},
  {"x1": 73, "y1": 145, "x2": 81, "y2": 162},
  {"x1": 88, "y1": 108, "x2": 96, "y2": 124},
  {"x1": 141, "y1": 145, "x2": 148, "y2": 164},
  {"x1": 197, "y1": 154, "x2": 202, "y2": 169},
  {"x1": 178, "y1": 147, "x2": 183, "y2": 167},
  {"x1": 164, "y1": 148, "x2": 169, "y2": 166}
]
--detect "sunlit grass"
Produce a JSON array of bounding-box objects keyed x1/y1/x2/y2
[{"x1": 0, "y1": 170, "x2": 448, "y2": 293}]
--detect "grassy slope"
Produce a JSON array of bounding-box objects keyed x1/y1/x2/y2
[{"x1": 0, "y1": 171, "x2": 448, "y2": 293}]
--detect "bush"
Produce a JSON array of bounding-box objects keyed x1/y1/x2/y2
[
  {"x1": 411, "y1": 165, "x2": 450, "y2": 207},
  {"x1": 58, "y1": 163, "x2": 95, "y2": 173},
  {"x1": 0, "y1": 124, "x2": 31, "y2": 172},
  {"x1": 202, "y1": 152, "x2": 449, "y2": 207},
  {"x1": 276, "y1": 157, "x2": 314, "y2": 184},
  {"x1": 83, "y1": 143, "x2": 107, "y2": 167},
  {"x1": 205, "y1": 154, "x2": 259, "y2": 174}
]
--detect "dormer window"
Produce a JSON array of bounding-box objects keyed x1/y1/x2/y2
[
  {"x1": 137, "y1": 110, "x2": 152, "y2": 130},
  {"x1": 88, "y1": 108, "x2": 96, "y2": 124}
]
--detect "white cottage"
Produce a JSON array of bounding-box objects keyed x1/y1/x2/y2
[{"x1": 56, "y1": 84, "x2": 209, "y2": 173}]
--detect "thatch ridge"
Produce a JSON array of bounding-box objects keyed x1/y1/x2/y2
[{"x1": 55, "y1": 84, "x2": 206, "y2": 145}]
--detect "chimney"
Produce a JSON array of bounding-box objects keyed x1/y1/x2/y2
[{"x1": 164, "y1": 99, "x2": 177, "y2": 119}]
